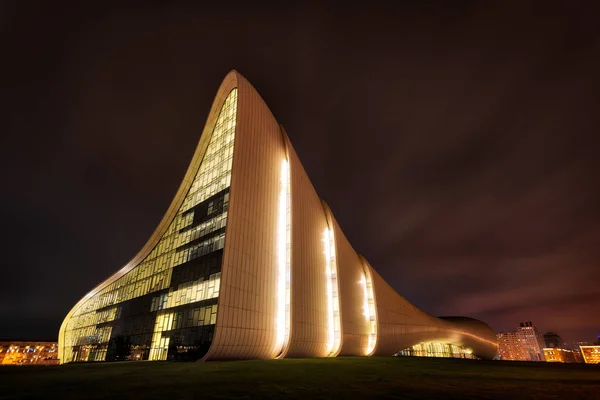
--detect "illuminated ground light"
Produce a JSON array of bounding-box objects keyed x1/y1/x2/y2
[
  {"x1": 275, "y1": 159, "x2": 291, "y2": 356},
  {"x1": 323, "y1": 227, "x2": 341, "y2": 356}
]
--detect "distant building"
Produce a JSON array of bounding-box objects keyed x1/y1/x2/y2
[
  {"x1": 543, "y1": 348, "x2": 576, "y2": 363},
  {"x1": 497, "y1": 321, "x2": 546, "y2": 361},
  {"x1": 0, "y1": 341, "x2": 58, "y2": 365},
  {"x1": 569, "y1": 341, "x2": 591, "y2": 350},
  {"x1": 572, "y1": 348, "x2": 585, "y2": 363},
  {"x1": 543, "y1": 332, "x2": 564, "y2": 349},
  {"x1": 497, "y1": 331, "x2": 527, "y2": 361},
  {"x1": 518, "y1": 322, "x2": 546, "y2": 361},
  {"x1": 580, "y1": 345, "x2": 600, "y2": 364}
]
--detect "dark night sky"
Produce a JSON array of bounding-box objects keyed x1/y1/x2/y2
[{"x1": 1, "y1": 1, "x2": 599, "y2": 343}]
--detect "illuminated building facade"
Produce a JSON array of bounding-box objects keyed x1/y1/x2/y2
[
  {"x1": 580, "y1": 345, "x2": 600, "y2": 364},
  {"x1": 0, "y1": 341, "x2": 58, "y2": 365},
  {"x1": 572, "y1": 348, "x2": 585, "y2": 363},
  {"x1": 543, "y1": 348, "x2": 576, "y2": 363},
  {"x1": 497, "y1": 331, "x2": 526, "y2": 361},
  {"x1": 396, "y1": 342, "x2": 476, "y2": 359},
  {"x1": 58, "y1": 71, "x2": 498, "y2": 363},
  {"x1": 497, "y1": 321, "x2": 546, "y2": 361},
  {"x1": 517, "y1": 322, "x2": 546, "y2": 361}
]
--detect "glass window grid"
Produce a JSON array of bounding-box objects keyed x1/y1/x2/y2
[
  {"x1": 148, "y1": 304, "x2": 218, "y2": 361},
  {"x1": 63, "y1": 89, "x2": 237, "y2": 363},
  {"x1": 175, "y1": 211, "x2": 228, "y2": 249},
  {"x1": 150, "y1": 272, "x2": 221, "y2": 311},
  {"x1": 397, "y1": 342, "x2": 476, "y2": 359}
]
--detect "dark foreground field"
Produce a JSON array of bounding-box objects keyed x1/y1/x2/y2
[{"x1": 1, "y1": 357, "x2": 599, "y2": 399}]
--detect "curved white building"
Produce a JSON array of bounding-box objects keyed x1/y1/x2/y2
[{"x1": 58, "y1": 71, "x2": 498, "y2": 363}]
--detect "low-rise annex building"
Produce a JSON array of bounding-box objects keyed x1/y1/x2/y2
[
  {"x1": 58, "y1": 71, "x2": 498, "y2": 363},
  {"x1": 580, "y1": 345, "x2": 600, "y2": 364}
]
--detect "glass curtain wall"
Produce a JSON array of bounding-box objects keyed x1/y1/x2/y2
[
  {"x1": 396, "y1": 342, "x2": 476, "y2": 359},
  {"x1": 62, "y1": 89, "x2": 238, "y2": 363}
]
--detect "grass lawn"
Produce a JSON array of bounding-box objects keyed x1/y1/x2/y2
[{"x1": 1, "y1": 357, "x2": 599, "y2": 399}]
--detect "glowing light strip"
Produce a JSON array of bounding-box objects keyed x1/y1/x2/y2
[
  {"x1": 323, "y1": 227, "x2": 341, "y2": 356},
  {"x1": 275, "y1": 159, "x2": 291, "y2": 355},
  {"x1": 361, "y1": 265, "x2": 377, "y2": 355}
]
